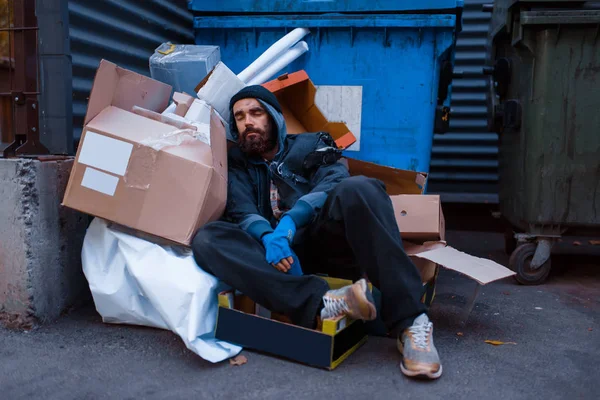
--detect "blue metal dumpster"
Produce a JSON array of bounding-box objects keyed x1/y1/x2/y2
[{"x1": 190, "y1": 1, "x2": 463, "y2": 174}]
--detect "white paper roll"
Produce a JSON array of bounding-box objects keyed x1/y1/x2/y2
[
  {"x1": 237, "y1": 27, "x2": 310, "y2": 83},
  {"x1": 246, "y1": 41, "x2": 309, "y2": 86}
]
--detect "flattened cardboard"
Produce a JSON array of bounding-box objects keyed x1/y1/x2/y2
[
  {"x1": 63, "y1": 60, "x2": 227, "y2": 246},
  {"x1": 263, "y1": 71, "x2": 357, "y2": 150},
  {"x1": 391, "y1": 195, "x2": 445, "y2": 241},
  {"x1": 194, "y1": 62, "x2": 245, "y2": 123},
  {"x1": 403, "y1": 238, "x2": 515, "y2": 286}
]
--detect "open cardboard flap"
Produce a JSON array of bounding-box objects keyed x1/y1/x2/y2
[
  {"x1": 263, "y1": 71, "x2": 357, "y2": 150},
  {"x1": 403, "y1": 241, "x2": 515, "y2": 285},
  {"x1": 346, "y1": 158, "x2": 427, "y2": 195}
]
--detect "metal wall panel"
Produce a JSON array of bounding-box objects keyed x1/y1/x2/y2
[
  {"x1": 68, "y1": 0, "x2": 193, "y2": 144},
  {"x1": 428, "y1": 0, "x2": 498, "y2": 203}
]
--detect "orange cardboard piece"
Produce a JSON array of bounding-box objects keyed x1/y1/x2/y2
[
  {"x1": 263, "y1": 71, "x2": 357, "y2": 150},
  {"x1": 62, "y1": 60, "x2": 227, "y2": 246},
  {"x1": 391, "y1": 195, "x2": 445, "y2": 241}
]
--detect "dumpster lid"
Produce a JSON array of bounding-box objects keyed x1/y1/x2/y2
[{"x1": 189, "y1": 0, "x2": 464, "y2": 14}]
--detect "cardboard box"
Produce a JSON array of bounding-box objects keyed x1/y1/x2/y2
[
  {"x1": 392, "y1": 195, "x2": 445, "y2": 241},
  {"x1": 195, "y1": 62, "x2": 246, "y2": 124},
  {"x1": 263, "y1": 71, "x2": 357, "y2": 150},
  {"x1": 215, "y1": 277, "x2": 368, "y2": 370},
  {"x1": 62, "y1": 60, "x2": 228, "y2": 246},
  {"x1": 390, "y1": 196, "x2": 515, "y2": 286}
]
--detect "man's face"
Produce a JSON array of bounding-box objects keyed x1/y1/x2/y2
[{"x1": 233, "y1": 98, "x2": 277, "y2": 157}]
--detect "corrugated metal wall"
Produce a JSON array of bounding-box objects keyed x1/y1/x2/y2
[
  {"x1": 68, "y1": 0, "x2": 193, "y2": 143},
  {"x1": 428, "y1": 0, "x2": 498, "y2": 203}
]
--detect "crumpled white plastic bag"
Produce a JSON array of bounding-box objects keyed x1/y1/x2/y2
[{"x1": 81, "y1": 218, "x2": 241, "y2": 363}]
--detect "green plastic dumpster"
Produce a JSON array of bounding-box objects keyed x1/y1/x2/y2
[{"x1": 485, "y1": 0, "x2": 600, "y2": 284}]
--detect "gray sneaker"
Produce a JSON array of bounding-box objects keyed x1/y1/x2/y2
[
  {"x1": 320, "y1": 279, "x2": 377, "y2": 321},
  {"x1": 397, "y1": 314, "x2": 442, "y2": 379}
]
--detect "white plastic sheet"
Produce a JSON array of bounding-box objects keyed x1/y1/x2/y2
[{"x1": 81, "y1": 218, "x2": 241, "y2": 363}]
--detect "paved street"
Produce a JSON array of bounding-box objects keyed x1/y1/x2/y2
[{"x1": 1, "y1": 230, "x2": 599, "y2": 400}]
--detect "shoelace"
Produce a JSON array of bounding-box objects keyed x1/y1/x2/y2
[
  {"x1": 323, "y1": 296, "x2": 349, "y2": 318},
  {"x1": 409, "y1": 322, "x2": 433, "y2": 349}
]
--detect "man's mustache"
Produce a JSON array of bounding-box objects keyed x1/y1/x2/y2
[{"x1": 243, "y1": 127, "x2": 265, "y2": 136}]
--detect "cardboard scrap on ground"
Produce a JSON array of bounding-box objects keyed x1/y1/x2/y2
[{"x1": 229, "y1": 355, "x2": 248, "y2": 366}]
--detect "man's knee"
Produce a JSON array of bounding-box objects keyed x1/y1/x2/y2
[
  {"x1": 191, "y1": 221, "x2": 233, "y2": 259},
  {"x1": 334, "y1": 176, "x2": 386, "y2": 200}
]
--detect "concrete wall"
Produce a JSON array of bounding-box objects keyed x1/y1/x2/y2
[{"x1": 0, "y1": 158, "x2": 89, "y2": 328}]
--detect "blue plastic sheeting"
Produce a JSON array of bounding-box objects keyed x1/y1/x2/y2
[
  {"x1": 194, "y1": 13, "x2": 458, "y2": 173},
  {"x1": 188, "y1": 0, "x2": 464, "y2": 13}
]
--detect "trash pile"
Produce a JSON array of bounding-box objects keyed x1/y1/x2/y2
[{"x1": 62, "y1": 28, "x2": 514, "y2": 367}]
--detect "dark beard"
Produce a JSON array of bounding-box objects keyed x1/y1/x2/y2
[{"x1": 238, "y1": 127, "x2": 277, "y2": 157}]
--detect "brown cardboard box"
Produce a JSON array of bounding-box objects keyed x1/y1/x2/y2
[
  {"x1": 391, "y1": 195, "x2": 445, "y2": 241},
  {"x1": 263, "y1": 71, "x2": 357, "y2": 150},
  {"x1": 62, "y1": 60, "x2": 228, "y2": 246},
  {"x1": 390, "y1": 196, "x2": 515, "y2": 285}
]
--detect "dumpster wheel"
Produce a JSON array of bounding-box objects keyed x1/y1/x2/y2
[{"x1": 509, "y1": 243, "x2": 551, "y2": 285}]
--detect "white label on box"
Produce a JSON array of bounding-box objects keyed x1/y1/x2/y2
[
  {"x1": 78, "y1": 130, "x2": 133, "y2": 176},
  {"x1": 81, "y1": 167, "x2": 119, "y2": 196},
  {"x1": 315, "y1": 85, "x2": 363, "y2": 151}
]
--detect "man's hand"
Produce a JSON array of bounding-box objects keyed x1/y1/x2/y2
[{"x1": 261, "y1": 218, "x2": 302, "y2": 275}]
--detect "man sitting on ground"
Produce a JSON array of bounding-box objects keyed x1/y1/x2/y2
[{"x1": 192, "y1": 85, "x2": 442, "y2": 379}]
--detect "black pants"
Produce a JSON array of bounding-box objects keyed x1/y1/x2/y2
[{"x1": 192, "y1": 176, "x2": 427, "y2": 332}]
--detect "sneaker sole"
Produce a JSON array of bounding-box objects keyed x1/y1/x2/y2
[
  {"x1": 349, "y1": 279, "x2": 377, "y2": 321},
  {"x1": 400, "y1": 363, "x2": 443, "y2": 380}
]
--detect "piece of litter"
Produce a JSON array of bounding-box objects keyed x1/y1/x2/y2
[
  {"x1": 485, "y1": 340, "x2": 517, "y2": 346},
  {"x1": 590, "y1": 240, "x2": 600, "y2": 246},
  {"x1": 457, "y1": 332, "x2": 464, "y2": 336},
  {"x1": 229, "y1": 355, "x2": 248, "y2": 366},
  {"x1": 589, "y1": 328, "x2": 593, "y2": 332},
  {"x1": 494, "y1": 313, "x2": 500, "y2": 316},
  {"x1": 535, "y1": 307, "x2": 543, "y2": 310},
  {"x1": 573, "y1": 241, "x2": 582, "y2": 246}
]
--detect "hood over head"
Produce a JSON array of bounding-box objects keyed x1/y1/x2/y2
[{"x1": 229, "y1": 85, "x2": 287, "y2": 160}]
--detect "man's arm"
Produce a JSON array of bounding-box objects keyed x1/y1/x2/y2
[{"x1": 284, "y1": 135, "x2": 350, "y2": 228}]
